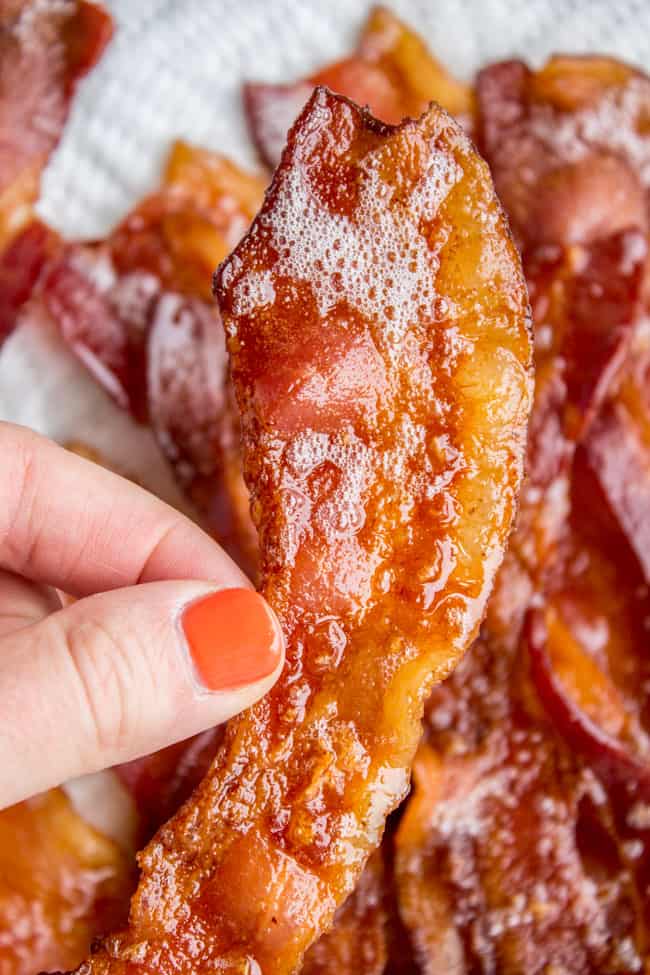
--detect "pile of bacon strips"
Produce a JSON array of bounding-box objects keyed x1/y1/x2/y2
[{"x1": 4, "y1": 2, "x2": 650, "y2": 974}]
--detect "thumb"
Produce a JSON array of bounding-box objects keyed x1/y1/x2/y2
[{"x1": 0, "y1": 581, "x2": 283, "y2": 808}]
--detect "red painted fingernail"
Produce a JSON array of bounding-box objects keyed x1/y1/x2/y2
[{"x1": 182, "y1": 588, "x2": 283, "y2": 692}]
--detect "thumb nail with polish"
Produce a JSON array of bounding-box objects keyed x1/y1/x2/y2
[{"x1": 181, "y1": 587, "x2": 284, "y2": 692}]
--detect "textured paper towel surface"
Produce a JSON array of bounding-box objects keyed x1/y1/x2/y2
[{"x1": 2, "y1": 0, "x2": 650, "y2": 488}]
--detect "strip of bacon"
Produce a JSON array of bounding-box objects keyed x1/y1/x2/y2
[
  {"x1": 475, "y1": 54, "x2": 649, "y2": 595},
  {"x1": 485, "y1": 231, "x2": 646, "y2": 645},
  {"x1": 474, "y1": 55, "x2": 650, "y2": 644},
  {"x1": 300, "y1": 852, "x2": 388, "y2": 975},
  {"x1": 71, "y1": 88, "x2": 531, "y2": 975},
  {"x1": 0, "y1": 1, "x2": 111, "y2": 346},
  {"x1": 580, "y1": 398, "x2": 650, "y2": 586},
  {"x1": 0, "y1": 789, "x2": 134, "y2": 975},
  {"x1": 476, "y1": 56, "x2": 650, "y2": 252},
  {"x1": 527, "y1": 608, "x2": 650, "y2": 799},
  {"x1": 516, "y1": 412, "x2": 650, "y2": 962},
  {"x1": 244, "y1": 5, "x2": 473, "y2": 169},
  {"x1": 395, "y1": 732, "x2": 641, "y2": 974},
  {"x1": 0, "y1": 218, "x2": 59, "y2": 344},
  {"x1": 40, "y1": 142, "x2": 265, "y2": 575},
  {"x1": 0, "y1": 0, "x2": 112, "y2": 250},
  {"x1": 395, "y1": 458, "x2": 650, "y2": 971},
  {"x1": 0, "y1": 0, "x2": 113, "y2": 223}
]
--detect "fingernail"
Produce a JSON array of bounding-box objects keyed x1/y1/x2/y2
[{"x1": 181, "y1": 588, "x2": 283, "y2": 692}]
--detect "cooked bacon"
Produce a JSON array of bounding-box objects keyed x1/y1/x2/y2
[
  {"x1": 527, "y1": 608, "x2": 650, "y2": 800},
  {"x1": 477, "y1": 56, "x2": 650, "y2": 251},
  {"x1": 301, "y1": 852, "x2": 388, "y2": 975},
  {"x1": 244, "y1": 5, "x2": 473, "y2": 168},
  {"x1": 475, "y1": 55, "x2": 648, "y2": 637},
  {"x1": 110, "y1": 141, "x2": 265, "y2": 302},
  {"x1": 0, "y1": 0, "x2": 112, "y2": 251},
  {"x1": 42, "y1": 245, "x2": 150, "y2": 414},
  {"x1": 401, "y1": 454, "x2": 650, "y2": 973},
  {"x1": 485, "y1": 231, "x2": 646, "y2": 645},
  {"x1": 0, "y1": 789, "x2": 134, "y2": 975},
  {"x1": 522, "y1": 509, "x2": 650, "y2": 958},
  {"x1": 0, "y1": 1, "x2": 111, "y2": 346},
  {"x1": 395, "y1": 733, "x2": 642, "y2": 974},
  {"x1": 0, "y1": 218, "x2": 59, "y2": 345},
  {"x1": 580, "y1": 403, "x2": 650, "y2": 585},
  {"x1": 70, "y1": 86, "x2": 531, "y2": 975},
  {"x1": 43, "y1": 250, "x2": 255, "y2": 572},
  {"x1": 474, "y1": 54, "x2": 650, "y2": 644},
  {"x1": 39, "y1": 142, "x2": 264, "y2": 575}
]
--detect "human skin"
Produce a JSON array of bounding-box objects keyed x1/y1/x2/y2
[{"x1": 0, "y1": 421, "x2": 284, "y2": 809}]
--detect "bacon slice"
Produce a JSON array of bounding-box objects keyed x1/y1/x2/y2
[
  {"x1": 43, "y1": 139, "x2": 265, "y2": 407},
  {"x1": 474, "y1": 55, "x2": 650, "y2": 641},
  {"x1": 580, "y1": 403, "x2": 650, "y2": 584},
  {"x1": 522, "y1": 516, "x2": 650, "y2": 956},
  {"x1": 71, "y1": 88, "x2": 531, "y2": 975},
  {"x1": 475, "y1": 56, "x2": 648, "y2": 635},
  {"x1": 485, "y1": 231, "x2": 646, "y2": 645},
  {"x1": 477, "y1": 56, "x2": 650, "y2": 251},
  {"x1": 0, "y1": 218, "x2": 59, "y2": 344},
  {"x1": 40, "y1": 142, "x2": 264, "y2": 574},
  {"x1": 527, "y1": 608, "x2": 650, "y2": 800},
  {"x1": 300, "y1": 852, "x2": 388, "y2": 975},
  {"x1": 244, "y1": 6, "x2": 473, "y2": 168},
  {"x1": 397, "y1": 460, "x2": 650, "y2": 972},
  {"x1": 110, "y1": 141, "x2": 266, "y2": 302},
  {"x1": 0, "y1": 1, "x2": 111, "y2": 347},
  {"x1": 395, "y1": 733, "x2": 641, "y2": 974},
  {"x1": 0, "y1": 0, "x2": 112, "y2": 251},
  {"x1": 0, "y1": 789, "x2": 134, "y2": 975}
]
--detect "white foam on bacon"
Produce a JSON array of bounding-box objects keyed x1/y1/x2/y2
[{"x1": 233, "y1": 108, "x2": 461, "y2": 361}]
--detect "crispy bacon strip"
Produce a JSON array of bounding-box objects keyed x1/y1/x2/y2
[
  {"x1": 0, "y1": 789, "x2": 134, "y2": 975},
  {"x1": 0, "y1": 218, "x2": 59, "y2": 343},
  {"x1": 527, "y1": 608, "x2": 650, "y2": 800},
  {"x1": 485, "y1": 231, "x2": 646, "y2": 644},
  {"x1": 300, "y1": 852, "x2": 388, "y2": 975},
  {"x1": 474, "y1": 55, "x2": 650, "y2": 644},
  {"x1": 522, "y1": 511, "x2": 650, "y2": 956},
  {"x1": 244, "y1": 5, "x2": 473, "y2": 168},
  {"x1": 74, "y1": 88, "x2": 531, "y2": 975},
  {"x1": 475, "y1": 54, "x2": 648, "y2": 582},
  {"x1": 398, "y1": 439, "x2": 650, "y2": 972},
  {"x1": 395, "y1": 733, "x2": 641, "y2": 974},
  {"x1": 110, "y1": 141, "x2": 266, "y2": 302},
  {"x1": 477, "y1": 56, "x2": 650, "y2": 251},
  {"x1": 0, "y1": 1, "x2": 111, "y2": 347},
  {"x1": 41, "y1": 142, "x2": 264, "y2": 574},
  {"x1": 0, "y1": 0, "x2": 112, "y2": 251}
]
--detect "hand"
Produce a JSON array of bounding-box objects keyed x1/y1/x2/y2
[{"x1": 0, "y1": 422, "x2": 284, "y2": 809}]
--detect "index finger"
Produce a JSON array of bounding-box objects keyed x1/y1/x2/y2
[{"x1": 0, "y1": 422, "x2": 249, "y2": 596}]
